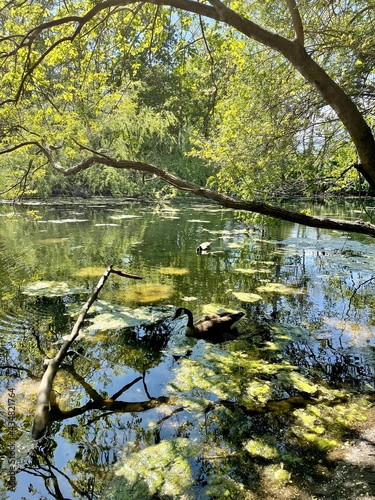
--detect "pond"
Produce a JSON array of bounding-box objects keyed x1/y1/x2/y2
[{"x1": 0, "y1": 198, "x2": 375, "y2": 499}]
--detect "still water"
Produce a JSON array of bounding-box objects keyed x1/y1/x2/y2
[{"x1": 1, "y1": 198, "x2": 375, "y2": 499}]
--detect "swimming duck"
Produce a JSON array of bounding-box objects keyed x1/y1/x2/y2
[
  {"x1": 196, "y1": 241, "x2": 212, "y2": 253},
  {"x1": 173, "y1": 307, "x2": 244, "y2": 341}
]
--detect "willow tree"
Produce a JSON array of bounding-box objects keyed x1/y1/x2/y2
[{"x1": 1, "y1": 0, "x2": 375, "y2": 236}]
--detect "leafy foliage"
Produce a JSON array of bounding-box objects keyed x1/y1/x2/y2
[{"x1": 1, "y1": 1, "x2": 374, "y2": 201}]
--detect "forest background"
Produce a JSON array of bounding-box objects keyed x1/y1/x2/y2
[{"x1": 0, "y1": 0, "x2": 375, "y2": 224}]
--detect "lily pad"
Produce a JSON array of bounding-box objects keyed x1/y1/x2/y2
[
  {"x1": 94, "y1": 223, "x2": 120, "y2": 227},
  {"x1": 234, "y1": 268, "x2": 271, "y2": 275},
  {"x1": 110, "y1": 214, "x2": 142, "y2": 220},
  {"x1": 245, "y1": 439, "x2": 279, "y2": 459},
  {"x1": 227, "y1": 242, "x2": 244, "y2": 248},
  {"x1": 23, "y1": 281, "x2": 87, "y2": 297},
  {"x1": 119, "y1": 283, "x2": 175, "y2": 304},
  {"x1": 205, "y1": 229, "x2": 247, "y2": 235},
  {"x1": 187, "y1": 219, "x2": 210, "y2": 223},
  {"x1": 232, "y1": 291, "x2": 263, "y2": 303},
  {"x1": 73, "y1": 267, "x2": 107, "y2": 277},
  {"x1": 256, "y1": 283, "x2": 304, "y2": 295},
  {"x1": 38, "y1": 219, "x2": 89, "y2": 224},
  {"x1": 201, "y1": 303, "x2": 239, "y2": 315},
  {"x1": 159, "y1": 267, "x2": 189, "y2": 276},
  {"x1": 160, "y1": 208, "x2": 181, "y2": 213}
]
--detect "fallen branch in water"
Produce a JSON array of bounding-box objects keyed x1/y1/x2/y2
[{"x1": 31, "y1": 265, "x2": 143, "y2": 440}]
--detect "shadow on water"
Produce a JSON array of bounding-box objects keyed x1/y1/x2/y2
[{"x1": 1, "y1": 199, "x2": 375, "y2": 499}]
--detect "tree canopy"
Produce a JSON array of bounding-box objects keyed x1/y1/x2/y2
[{"x1": 1, "y1": 1, "x2": 375, "y2": 235}]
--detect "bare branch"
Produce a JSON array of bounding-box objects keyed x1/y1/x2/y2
[
  {"x1": 32, "y1": 265, "x2": 113, "y2": 439},
  {"x1": 0, "y1": 140, "x2": 41, "y2": 155},
  {"x1": 142, "y1": 173, "x2": 158, "y2": 182},
  {"x1": 199, "y1": 14, "x2": 219, "y2": 130},
  {"x1": 111, "y1": 268, "x2": 143, "y2": 279},
  {"x1": 349, "y1": 5, "x2": 375, "y2": 25},
  {"x1": 148, "y1": 5, "x2": 160, "y2": 62},
  {"x1": 207, "y1": 0, "x2": 226, "y2": 20},
  {"x1": 71, "y1": 138, "x2": 114, "y2": 160}
]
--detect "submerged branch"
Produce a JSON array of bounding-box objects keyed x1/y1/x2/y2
[
  {"x1": 111, "y1": 269, "x2": 143, "y2": 279},
  {"x1": 47, "y1": 366, "x2": 173, "y2": 427}
]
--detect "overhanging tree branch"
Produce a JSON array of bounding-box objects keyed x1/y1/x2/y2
[{"x1": 35, "y1": 142, "x2": 375, "y2": 238}]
